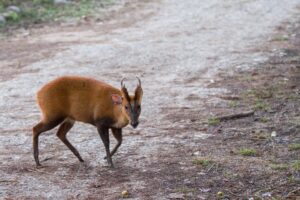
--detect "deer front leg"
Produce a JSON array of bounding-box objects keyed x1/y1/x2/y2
[
  {"x1": 97, "y1": 126, "x2": 114, "y2": 168},
  {"x1": 104, "y1": 128, "x2": 122, "y2": 159}
]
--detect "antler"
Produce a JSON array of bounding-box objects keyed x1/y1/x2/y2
[
  {"x1": 136, "y1": 77, "x2": 141, "y2": 87},
  {"x1": 121, "y1": 78, "x2": 126, "y2": 88}
]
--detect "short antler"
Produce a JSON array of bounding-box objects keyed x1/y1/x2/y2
[
  {"x1": 136, "y1": 77, "x2": 141, "y2": 87},
  {"x1": 121, "y1": 78, "x2": 126, "y2": 88}
]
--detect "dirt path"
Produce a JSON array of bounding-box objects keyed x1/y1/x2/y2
[{"x1": 0, "y1": 0, "x2": 300, "y2": 199}]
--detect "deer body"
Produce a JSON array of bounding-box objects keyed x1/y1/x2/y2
[{"x1": 33, "y1": 76, "x2": 143, "y2": 168}]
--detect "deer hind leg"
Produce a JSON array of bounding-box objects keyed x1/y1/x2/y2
[
  {"x1": 33, "y1": 118, "x2": 64, "y2": 167},
  {"x1": 56, "y1": 118, "x2": 84, "y2": 162}
]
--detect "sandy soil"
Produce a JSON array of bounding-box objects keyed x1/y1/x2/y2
[{"x1": 0, "y1": 0, "x2": 299, "y2": 199}]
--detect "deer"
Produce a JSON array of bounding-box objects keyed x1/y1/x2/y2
[{"x1": 32, "y1": 76, "x2": 143, "y2": 168}]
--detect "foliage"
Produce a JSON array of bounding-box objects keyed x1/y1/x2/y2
[
  {"x1": 288, "y1": 143, "x2": 300, "y2": 151},
  {"x1": 192, "y1": 158, "x2": 214, "y2": 169},
  {"x1": 5, "y1": 11, "x2": 20, "y2": 22},
  {"x1": 239, "y1": 148, "x2": 257, "y2": 156},
  {"x1": 208, "y1": 117, "x2": 220, "y2": 126},
  {"x1": 270, "y1": 163, "x2": 289, "y2": 171},
  {"x1": 0, "y1": 0, "x2": 114, "y2": 27},
  {"x1": 292, "y1": 160, "x2": 300, "y2": 171}
]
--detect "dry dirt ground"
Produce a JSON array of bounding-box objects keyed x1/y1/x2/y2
[{"x1": 0, "y1": 0, "x2": 300, "y2": 199}]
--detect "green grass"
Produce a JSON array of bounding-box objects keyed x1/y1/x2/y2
[
  {"x1": 272, "y1": 35, "x2": 289, "y2": 41},
  {"x1": 259, "y1": 117, "x2": 269, "y2": 123},
  {"x1": 292, "y1": 160, "x2": 300, "y2": 171},
  {"x1": 245, "y1": 87, "x2": 275, "y2": 99},
  {"x1": 288, "y1": 143, "x2": 300, "y2": 151},
  {"x1": 239, "y1": 75, "x2": 254, "y2": 82},
  {"x1": 270, "y1": 163, "x2": 289, "y2": 171},
  {"x1": 228, "y1": 100, "x2": 239, "y2": 108},
  {"x1": 239, "y1": 148, "x2": 257, "y2": 156},
  {"x1": 253, "y1": 100, "x2": 270, "y2": 111},
  {"x1": 288, "y1": 94, "x2": 299, "y2": 101},
  {"x1": 5, "y1": 11, "x2": 20, "y2": 22},
  {"x1": 208, "y1": 118, "x2": 220, "y2": 126},
  {"x1": 192, "y1": 158, "x2": 213, "y2": 167},
  {"x1": 0, "y1": 0, "x2": 114, "y2": 28}
]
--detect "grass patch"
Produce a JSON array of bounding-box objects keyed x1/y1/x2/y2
[
  {"x1": 272, "y1": 35, "x2": 289, "y2": 41},
  {"x1": 270, "y1": 163, "x2": 289, "y2": 171},
  {"x1": 176, "y1": 187, "x2": 196, "y2": 194},
  {"x1": 239, "y1": 148, "x2": 257, "y2": 156},
  {"x1": 288, "y1": 94, "x2": 299, "y2": 101},
  {"x1": 292, "y1": 160, "x2": 300, "y2": 171},
  {"x1": 253, "y1": 100, "x2": 270, "y2": 111},
  {"x1": 228, "y1": 100, "x2": 239, "y2": 108},
  {"x1": 245, "y1": 87, "x2": 275, "y2": 99},
  {"x1": 244, "y1": 89, "x2": 256, "y2": 98},
  {"x1": 288, "y1": 143, "x2": 300, "y2": 151},
  {"x1": 259, "y1": 117, "x2": 269, "y2": 123},
  {"x1": 5, "y1": 11, "x2": 20, "y2": 22},
  {"x1": 192, "y1": 158, "x2": 213, "y2": 168},
  {"x1": 239, "y1": 75, "x2": 254, "y2": 82},
  {"x1": 0, "y1": 0, "x2": 114, "y2": 28},
  {"x1": 208, "y1": 118, "x2": 220, "y2": 126}
]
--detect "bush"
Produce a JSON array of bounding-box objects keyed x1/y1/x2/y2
[{"x1": 5, "y1": 11, "x2": 20, "y2": 22}]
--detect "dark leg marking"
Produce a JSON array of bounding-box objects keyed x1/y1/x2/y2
[
  {"x1": 97, "y1": 126, "x2": 114, "y2": 168},
  {"x1": 104, "y1": 128, "x2": 122, "y2": 159}
]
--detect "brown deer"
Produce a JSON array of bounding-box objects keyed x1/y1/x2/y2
[{"x1": 33, "y1": 76, "x2": 143, "y2": 168}]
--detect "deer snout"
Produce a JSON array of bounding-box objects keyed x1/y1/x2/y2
[{"x1": 131, "y1": 121, "x2": 139, "y2": 128}]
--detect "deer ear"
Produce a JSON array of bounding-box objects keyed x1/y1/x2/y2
[
  {"x1": 135, "y1": 86, "x2": 143, "y2": 104},
  {"x1": 111, "y1": 94, "x2": 122, "y2": 105}
]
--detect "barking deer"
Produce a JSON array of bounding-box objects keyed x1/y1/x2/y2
[{"x1": 33, "y1": 76, "x2": 143, "y2": 168}]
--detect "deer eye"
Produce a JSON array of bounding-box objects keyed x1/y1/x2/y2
[{"x1": 125, "y1": 105, "x2": 129, "y2": 110}]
